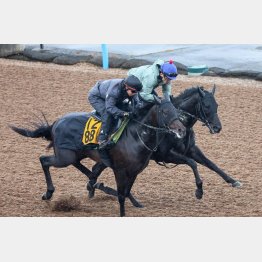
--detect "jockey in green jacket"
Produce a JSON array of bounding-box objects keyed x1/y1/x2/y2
[{"x1": 127, "y1": 59, "x2": 178, "y2": 104}]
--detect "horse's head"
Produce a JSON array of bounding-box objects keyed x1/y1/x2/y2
[
  {"x1": 171, "y1": 85, "x2": 222, "y2": 134},
  {"x1": 156, "y1": 100, "x2": 186, "y2": 138},
  {"x1": 197, "y1": 85, "x2": 222, "y2": 134}
]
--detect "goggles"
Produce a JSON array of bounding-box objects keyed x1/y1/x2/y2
[
  {"x1": 127, "y1": 88, "x2": 137, "y2": 94},
  {"x1": 164, "y1": 72, "x2": 178, "y2": 78},
  {"x1": 126, "y1": 86, "x2": 138, "y2": 94}
]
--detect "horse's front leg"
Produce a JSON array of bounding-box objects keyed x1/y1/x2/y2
[
  {"x1": 116, "y1": 173, "x2": 142, "y2": 216},
  {"x1": 166, "y1": 149, "x2": 203, "y2": 199},
  {"x1": 188, "y1": 145, "x2": 242, "y2": 188},
  {"x1": 114, "y1": 170, "x2": 129, "y2": 217}
]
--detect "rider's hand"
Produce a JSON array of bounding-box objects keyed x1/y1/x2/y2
[
  {"x1": 122, "y1": 111, "x2": 134, "y2": 119},
  {"x1": 122, "y1": 112, "x2": 129, "y2": 117},
  {"x1": 128, "y1": 112, "x2": 135, "y2": 119}
]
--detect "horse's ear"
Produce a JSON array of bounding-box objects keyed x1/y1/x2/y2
[
  {"x1": 211, "y1": 84, "x2": 217, "y2": 95},
  {"x1": 198, "y1": 86, "x2": 205, "y2": 97},
  {"x1": 153, "y1": 95, "x2": 162, "y2": 105}
]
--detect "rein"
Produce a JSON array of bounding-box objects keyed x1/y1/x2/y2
[
  {"x1": 136, "y1": 129, "x2": 166, "y2": 152},
  {"x1": 132, "y1": 104, "x2": 179, "y2": 152},
  {"x1": 132, "y1": 118, "x2": 170, "y2": 133}
]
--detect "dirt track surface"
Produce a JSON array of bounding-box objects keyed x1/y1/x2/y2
[{"x1": 0, "y1": 58, "x2": 262, "y2": 217}]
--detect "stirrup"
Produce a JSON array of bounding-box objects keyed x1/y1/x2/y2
[
  {"x1": 98, "y1": 139, "x2": 109, "y2": 150},
  {"x1": 100, "y1": 140, "x2": 115, "y2": 150}
]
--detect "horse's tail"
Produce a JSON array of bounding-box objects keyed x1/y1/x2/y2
[
  {"x1": 9, "y1": 123, "x2": 54, "y2": 149},
  {"x1": 9, "y1": 112, "x2": 55, "y2": 149},
  {"x1": 10, "y1": 124, "x2": 53, "y2": 140}
]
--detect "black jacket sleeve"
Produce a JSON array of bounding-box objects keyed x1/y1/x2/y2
[{"x1": 105, "y1": 95, "x2": 125, "y2": 117}]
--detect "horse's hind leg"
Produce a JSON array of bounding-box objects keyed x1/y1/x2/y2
[
  {"x1": 88, "y1": 162, "x2": 107, "y2": 197},
  {"x1": 40, "y1": 155, "x2": 57, "y2": 200},
  {"x1": 90, "y1": 162, "x2": 143, "y2": 208},
  {"x1": 188, "y1": 145, "x2": 242, "y2": 187},
  {"x1": 73, "y1": 162, "x2": 99, "y2": 198},
  {"x1": 40, "y1": 149, "x2": 78, "y2": 200},
  {"x1": 126, "y1": 174, "x2": 144, "y2": 208}
]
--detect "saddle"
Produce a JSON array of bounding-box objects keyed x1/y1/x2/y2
[{"x1": 82, "y1": 111, "x2": 130, "y2": 149}]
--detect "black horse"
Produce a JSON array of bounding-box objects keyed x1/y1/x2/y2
[
  {"x1": 10, "y1": 100, "x2": 185, "y2": 216},
  {"x1": 88, "y1": 85, "x2": 242, "y2": 201}
]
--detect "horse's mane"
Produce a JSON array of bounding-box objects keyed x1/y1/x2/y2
[{"x1": 172, "y1": 86, "x2": 204, "y2": 105}]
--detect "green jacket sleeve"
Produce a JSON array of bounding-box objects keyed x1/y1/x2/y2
[{"x1": 128, "y1": 62, "x2": 162, "y2": 102}]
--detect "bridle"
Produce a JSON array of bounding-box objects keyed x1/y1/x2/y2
[{"x1": 178, "y1": 96, "x2": 215, "y2": 134}]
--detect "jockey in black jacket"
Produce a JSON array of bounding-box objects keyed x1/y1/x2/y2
[{"x1": 88, "y1": 75, "x2": 142, "y2": 148}]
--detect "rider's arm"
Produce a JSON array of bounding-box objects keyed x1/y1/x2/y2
[
  {"x1": 105, "y1": 95, "x2": 125, "y2": 118},
  {"x1": 138, "y1": 75, "x2": 159, "y2": 102},
  {"x1": 161, "y1": 83, "x2": 172, "y2": 101}
]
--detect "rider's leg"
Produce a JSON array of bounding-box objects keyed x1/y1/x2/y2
[{"x1": 98, "y1": 113, "x2": 113, "y2": 145}]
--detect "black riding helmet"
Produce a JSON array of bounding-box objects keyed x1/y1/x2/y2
[{"x1": 124, "y1": 75, "x2": 143, "y2": 92}]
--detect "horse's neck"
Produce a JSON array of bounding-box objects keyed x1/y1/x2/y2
[
  {"x1": 127, "y1": 105, "x2": 160, "y2": 146},
  {"x1": 178, "y1": 93, "x2": 198, "y2": 113},
  {"x1": 137, "y1": 105, "x2": 158, "y2": 126}
]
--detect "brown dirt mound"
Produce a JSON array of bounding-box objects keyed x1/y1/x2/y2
[{"x1": 51, "y1": 195, "x2": 81, "y2": 212}]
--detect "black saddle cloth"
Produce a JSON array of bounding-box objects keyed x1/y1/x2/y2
[{"x1": 52, "y1": 112, "x2": 96, "y2": 151}]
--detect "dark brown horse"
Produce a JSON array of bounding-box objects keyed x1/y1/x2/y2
[
  {"x1": 10, "y1": 100, "x2": 185, "y2": 216},
  {"x1": 87, "y1": 85, "x2": 242, "y2": 202}
]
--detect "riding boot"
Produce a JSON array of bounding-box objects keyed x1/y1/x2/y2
[
  {"x1": 98, "y1": 148, "x2": 112, "y2": 167},
  {"x1": 98, "y1": 132, "x2": 108, "y2": 148},
  {"x1": 99, "y1": 112, "x2": 116, "y2": 149}
]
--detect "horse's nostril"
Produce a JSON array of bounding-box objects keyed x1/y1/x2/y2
[
  {"x1": 213, "y1": 126, "x2": 221, "y2": 133},
  {"x1": 178, "y1": 128, "x2": 185, "y2": 137}
]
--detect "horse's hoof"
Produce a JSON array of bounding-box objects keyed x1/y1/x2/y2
[
  {"x1": 42, "y1": 190, "x2": 54, "y2": 200},
  {"x1": 86, "y1": 182, "x2": 96, "y2": 199},
  {"x1": 130, "y1": 199, "x2": 144, "y2": 208},
  {"x1": 42, "y1": 192, "x2": 51, "y2": 200},
  {"x1": 42, "y1": 193, "x2": 47, "y2": 200},
  {"x1": 88, "y1": 191, "x2": 95, "y2": 199},
  {"x1": 86, "y1": 182, "x2": 94, "y2": 191},
  {"x1": 195, "y1": 189, "x2": 203, "y2": 200},
  {"x1": 232, "y1": 181, "x2": 242, "y2": 188},
  {"x1": 94, "y1": 182, "x2": 104, "y2": 189}
]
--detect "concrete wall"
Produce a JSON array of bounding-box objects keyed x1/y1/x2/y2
[{"x1": 0, "y1": 44, "x2": 25, "y2": 57}]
